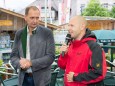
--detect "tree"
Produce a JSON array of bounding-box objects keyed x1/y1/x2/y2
[
  {"x1": 110, "y1": 6, "x2": 115, "y2": 18},
  {"x1": 82, "y1": 0, "x2": 110, "y2": 17}
]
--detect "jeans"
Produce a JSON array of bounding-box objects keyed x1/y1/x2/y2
[
  {"x1": 22, "y1": 73, "x2": 35, "y2": 86},
  {"x1": 22, "y1": 73, "x2": 50, "y2": 86}
]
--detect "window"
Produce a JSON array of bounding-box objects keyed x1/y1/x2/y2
[
  {"x1": 113, "y1": 3, "x2": 115, "y2": 6},
  {"x1": 102, "y1": 3, "x2": 108, "y2": 8}
]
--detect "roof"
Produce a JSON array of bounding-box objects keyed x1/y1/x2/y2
[
  {"x1": 85, "y1": 16, "x2": 115, "y2": 21},
  {"x1": 0, "y1": 7, "x2": 24, "y2": 18}
]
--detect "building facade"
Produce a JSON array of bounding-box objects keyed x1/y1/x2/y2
[{"x1": 19, "y1": 0, "x2": 115, "y2": 30}]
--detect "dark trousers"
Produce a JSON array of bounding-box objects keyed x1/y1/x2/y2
[
  {"x1": 22, "y1": 73, "x2": 35, "y2": 86},
  {"x1": 22, "y1": 73, "x2": 50, "y2": 86}
]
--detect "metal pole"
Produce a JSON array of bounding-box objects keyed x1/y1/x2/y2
[
  {"x1": 3, "y1": 0, "x2": 6, "y2": 8},
  {"x1": 45, "y1": 0, "x2": 47, "y2": 27},
  {"x1": 111, "y1": 48, "x2": 113, "y2": 71}
]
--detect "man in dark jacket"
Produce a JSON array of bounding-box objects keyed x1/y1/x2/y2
[
  {"x1": 58, "y1": 15, "x2": 107, "y2": 86},
  {"x1": 10, "y1": 6, "x2": 55, "y2": 86}
]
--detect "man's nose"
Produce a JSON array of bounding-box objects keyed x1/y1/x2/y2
[{"x1": 33, "y1": 18, "x2": 37, "y2": 22}]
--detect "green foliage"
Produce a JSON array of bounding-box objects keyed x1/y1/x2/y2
[
  {"x1": 0, "y1": 60, "x2": 3, "y2": 67},
  {"x1": 82, "y1": 0, "x2": 110, "y2": 17},
  {"x1": 0, "y1": 60, "x2": 6, "y2": 76},
  {"x1": 110, "y1": 6, "x2": 115, "y2": 18},
  {"x1": 106, "y1": 54, "x2": 111, "y2": 60},
  {"x1": 55, "y1": 46, "x2": 60, "y2": 55},
  {"x1": 106, "y1": 53, "x2": 115, "y2": 61}
]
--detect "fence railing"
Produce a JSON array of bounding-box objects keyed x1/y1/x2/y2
[{"x1": 102, "y1": 45, "x2": 115, "y2": 71}]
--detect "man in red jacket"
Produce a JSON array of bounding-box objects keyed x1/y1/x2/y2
[{"x1": 58, "y1": 15, "x2": 107, "y2": 86}]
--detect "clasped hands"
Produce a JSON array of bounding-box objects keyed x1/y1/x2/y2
[{"x1": 19, "y1": 57, "x2": 32, "y2": 70}]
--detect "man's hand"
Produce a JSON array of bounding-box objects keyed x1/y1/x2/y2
[
  {"x1": 60, "y1": 43, "x2": 69, "y2": 54},
  {"x1": 19, "y1": 58, "x2": 32, "y2": 69},
  {"x1": 67, "y1": 72, "x2": 74, "y2": 82}
]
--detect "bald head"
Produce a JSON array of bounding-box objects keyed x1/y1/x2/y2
[
  {"x1": 68, "y1": 15, "x2": 87, "y2": 40},
  {"x1": 70, "y1": 15, "x2": 87, "y2": 28}
]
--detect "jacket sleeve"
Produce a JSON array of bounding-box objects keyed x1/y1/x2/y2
[
  {"x1": 10, "y1": 30, "x2": 22, "y2": 70},
  {"x1": 73, "y1": 41, "x2": 107, "y2": 84},
  {"x1": 58, "y1": 53, "x2": 68, "y2": 70},
  {"x1": 31, "y1": 29, "x2": 55, "y2": 71}
]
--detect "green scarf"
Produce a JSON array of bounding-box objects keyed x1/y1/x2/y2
[{"x1": 21, "y1": 26, "x2": 27, "y2": 58}]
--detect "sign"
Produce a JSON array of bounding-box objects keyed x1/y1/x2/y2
[{"x1": 0, "y1": 20, "x2": 13, "y2": 26}]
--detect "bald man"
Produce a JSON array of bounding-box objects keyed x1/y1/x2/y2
[{"x1": 58, "y1": 16, "x2": 107, "y2": 86}]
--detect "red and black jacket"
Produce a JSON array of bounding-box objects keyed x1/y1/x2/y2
[{"x1": 58, "y1": 29, "x2": 107, "y2": 86}]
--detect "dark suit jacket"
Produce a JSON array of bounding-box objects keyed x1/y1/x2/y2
[{"x1": 10, "y1": 25, "x2": 55, "y2": 86}]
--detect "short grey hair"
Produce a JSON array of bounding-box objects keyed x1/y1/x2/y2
[{"x1": 25, "y1": 6, "x2": 40, "y2": 15}]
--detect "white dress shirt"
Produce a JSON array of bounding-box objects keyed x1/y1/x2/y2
[{"x1": 26, "y1": 26, "x2": 37, "y2": 73}]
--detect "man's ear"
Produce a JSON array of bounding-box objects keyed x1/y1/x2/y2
[{"x1": 81, "y1": 23, "x2": 85, "y2": 30}]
